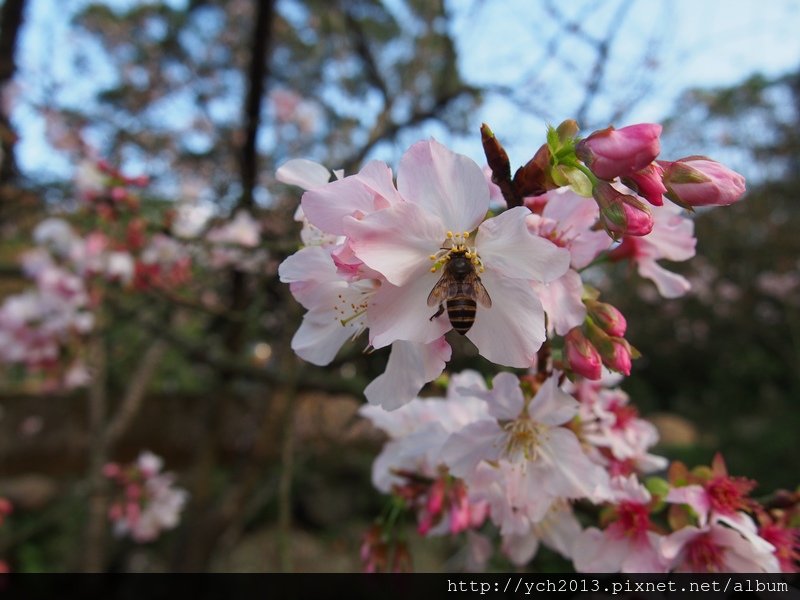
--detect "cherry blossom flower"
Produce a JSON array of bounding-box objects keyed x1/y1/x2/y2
[
  {"x1": 666, "y1": 454, "x2": 761, "y2": 544},
  {"x1": 342, "y1": 139, "x2": 570, "y2": 367},
  {"x1": 279, "y1": 244, "x2": 379, "y2": 366},
  {"x1": 500, "y1": 501, "x2": 583, "y2": 566},
  {"x1": 441, "y1": 373, "x2": 611, "y2": 534},
  {"x1": 105, "y1": 451, "x2": 188, "y2": 543},
  {"x1": 660, "y1": 521, "x2": 778, "y2": 572},
  {"x1": 206, "y1": 210, "x2": 261, "y2": 248},
  {"x1": 525, "y1": 187, "x2": 611, "y2": 335},
  {"x1": 570, "y1": 377, "x2": 667, "y2": 475},
  {"x1": 574, "y1": 475, "x2": 669, "y2": 572},
  {"x1": 757, "y1": 511, "x2": 800, "y2": 573},
  {"x1": 359, "y1": 370, "x2": 491, "y2": 492}
]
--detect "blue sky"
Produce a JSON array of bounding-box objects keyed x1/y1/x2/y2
[
  {"x1": 10, "y1": 0, "x2": 800, "y2": 181},
  {"x1": 441, "y1": 0, "x2": 800, "y2": 164}
]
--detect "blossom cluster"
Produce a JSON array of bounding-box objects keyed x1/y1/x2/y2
[
  {"x1": 278, "y1": 123, "x2": 720, "y2": 410},
  {"x1": 360, "y1": 371, "x2": 797, "y2": 572},
  {"x1": 278, "y1": 121, "x2": 799, "y2": 573},
  {"x1": 103, "y1": 451, "x2": 188, "y2": 543},
  {"x1": 0, "y1": 157, "x2": 269, "y2": 390}
]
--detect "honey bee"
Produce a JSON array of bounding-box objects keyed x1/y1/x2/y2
[{"x1": 427, "y1": 250, "x2": 492, "y2": 335}]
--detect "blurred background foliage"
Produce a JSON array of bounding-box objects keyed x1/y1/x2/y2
[{"x1": 0, "y1": 0, "x2": 797, "y2": 572}]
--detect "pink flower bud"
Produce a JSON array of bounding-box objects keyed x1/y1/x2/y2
[
  {"x1": 623, "y1": 162, "x2": 667, "y2": 206},
  {"x1": 662, "y1": 157, "x2": 746, "y2": 207},
  {"x1": 564, "y1": 327, "x2": 602, "y2": 380},
  {"x1": 593, "y1": 181, "x2": 654, "y2": 238},
  {"x1": 426, "y1": 479, "x2": 446, "y2": 518},
  {"x1": 584, "y1": 321, "x2": 635, "y2": 376},
  {"x1": 604, "y1": 339, "x2": 632, "y2": 376},
  {"x1": 585, "y1": 299, "x2": 627, "y2": 337},
  {"x1": 448, "y1": 489, "x2": 472, "y2": 534},
  {"x1": 576, "y1": 123, "x2": 662, "y2": 180}
]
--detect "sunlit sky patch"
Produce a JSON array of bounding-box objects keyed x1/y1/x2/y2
[{"x1": 9, "y1": 0, "x2": 800, "y2": 186}]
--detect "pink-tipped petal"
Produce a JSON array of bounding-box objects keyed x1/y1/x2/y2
[
  {"x1": 345, "y1": 201, "x2": 445, "y2": 287},
  {"x1": 397, "y1": 139, "x2": 489, "y2": 234}
]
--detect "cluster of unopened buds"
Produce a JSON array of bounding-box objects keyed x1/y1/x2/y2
[
  {"x1": 103, "y1": 451, "x2": 188, "y2": 544},
  {"x1": 278, "y1": 120, "x2": 798, "y2": 572}
]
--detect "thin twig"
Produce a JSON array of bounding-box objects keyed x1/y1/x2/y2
[
  {"x1": 104, "y1": 339, "x2": 168, "y2": 447},
  {"x1": 82, "y1": 331, "x2": 109, "y2": 573}
]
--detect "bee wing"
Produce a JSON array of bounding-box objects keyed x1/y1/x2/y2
[
  {"x1": 460, "y1": 274, "x2": 493, "y2": 308},
  {"x1": 427, "y1": 275, "x2": 455, "y2": 307}
]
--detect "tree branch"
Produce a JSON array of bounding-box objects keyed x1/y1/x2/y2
[
  {"x1": 238, "y1": 0, "x2": 276, "y2": 210},
  {"x1": 0, "y1": 0, "x2": 26, "y2": 188},
  {"x1": 104, "y1": 339, "x2": 168, "y2": 447}
]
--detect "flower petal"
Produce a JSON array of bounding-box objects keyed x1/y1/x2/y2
[
  {"x1": 291, "y1": 310, "x2": 357, "y2": 366},
  {"x1": 534, "y1": 269, "x2": 586, "y2": 336},
  {"x1": 477, "y1": 206, "x2": 570, "y2": 283},
  {"x1": 276, "y1": 158, "x2": 331, "y2": 190},
  {"x1": 537, "y1": 428, "x2": 611, "y2": 500},
  {"x1": 440, "y1": 420, "x2": 504, "y2": 478},
  {"x1": 397, "y1": 139, "x2": 489, "y2": 233},
  {"x1": 367, "y1": 266, "x2": 451, "y2": 348},
  {"x1": 483, "y1": 372, "x2": 525, "y2": 420},
  {"x1": 345, "y1": 201, "x2": 445, "y2": 286},
  {"x1": 302, "y1": 160, "x2": 401, "y2": 235},
  {"x1": 638, "y1": 258, "x2": 691, "y2": 298},
  {"x1": 573, "y1": 528, "x2": 627, "y2": 572},
  {"x1": 527, "y1": 375, "x2": 579, "y2": 426},
  {"x1": 466, "y1": 271, "x2": 545, "y2": 368},
  {"x1": 501, "y1": 531, "x2": 540, "y2": 566},
  {"x1": 364, "y1": 338, "x2": 452, "y2": 411}
]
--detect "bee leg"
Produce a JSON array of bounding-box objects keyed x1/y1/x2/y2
[{"x1": 429, "y1": 304, "x2": 445, "y2": 321}]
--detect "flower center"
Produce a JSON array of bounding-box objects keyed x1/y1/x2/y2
[
  {"x1": 334, "y1": 280, "x2": 376, "y2": 338},
  {"x1": 502, "y1": 417, "x2": 547, "y2": 461},
  {"x1": 685, "y1": 532, "x2": 725, "y2": 572},
  {"x1": 428, "y1": 230, "x2": 485, "y2": 274},
  {"x1": 706, "y1": 475, "x2": 755, "y2": 515},
  {"x1": 607, "y1": 501, "x2": 651, "y2": 543}
]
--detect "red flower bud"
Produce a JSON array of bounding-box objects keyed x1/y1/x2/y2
[
  {"x1": 623, "y1": 162, "x2": 667, "y2": 206},
  {"x1": 593, "y1": 181, "x2": 654, "y2": 238},
  {"x1": 564, "y1": 327, "x2": 602, "y2": 380},
  {"x1": 604, "y1": 339, "x2": 632, "y2": 376},
  {"x1": 586, "y1": 299, "x2": 627, "y2": 337},
  {"x1": 576, "y1": 123, "x2": 662, "y2": 180},
  {"x1": 662, "y1": 156, "x2": 746, "y2": 207},
  {"x1": 584, "y1": 320, "x2": 635, "y2": 376}
]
